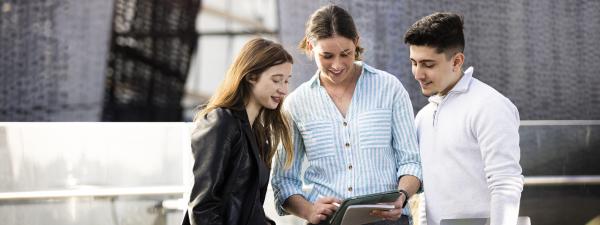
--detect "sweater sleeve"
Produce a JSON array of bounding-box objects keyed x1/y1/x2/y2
[{"x1": 473, "y1": 96, "x2": 524, "y2": 225}]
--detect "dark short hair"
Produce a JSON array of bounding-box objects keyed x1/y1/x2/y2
[
  {"x1": 299, "y1": 4, "x2": 364, "y2": 60},
  {"x1": 404, "y1": 12, "x2": 465, "y2": 58}
]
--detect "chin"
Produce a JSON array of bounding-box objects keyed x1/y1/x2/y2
[
  {"x1": 421, "y1": 90, "x2": 433, "y2": 97},
  {"x1": 265, "y1": 104, "x2": 279, "y2": 110}
]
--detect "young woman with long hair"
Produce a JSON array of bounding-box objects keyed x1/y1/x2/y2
[{"x1": 182, "y1": 37, "x2": 294, "y2": 225}]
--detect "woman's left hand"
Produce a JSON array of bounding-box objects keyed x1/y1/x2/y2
[{"x1": 369, "y1": 194, "x2": 405, "y2": 220}]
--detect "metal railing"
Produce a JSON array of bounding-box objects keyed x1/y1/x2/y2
[
  {"x1": 520, "y1": 120, "x2": 600, "y2": 126},
  {"x1": 1, "y1": 175, "x2": 600, "y2": 201},
  {"x1": 0, "y1": 185, "x2": 185, "y2": 201},
  {"x1": 524, "y1": 175, "x2": 600, "y2": 186}
]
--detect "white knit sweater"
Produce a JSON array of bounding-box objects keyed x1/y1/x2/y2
[{"x1": 415, "y1": 67, "x2": 524, "y2": 225}]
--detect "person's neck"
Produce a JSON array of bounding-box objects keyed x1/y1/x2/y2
[
  {"x1": 245, "y1": 100, "x2": 261, "y2": 128},
  {"x1": 439, "y1": 70, "x2": 463, "y2": 96}
]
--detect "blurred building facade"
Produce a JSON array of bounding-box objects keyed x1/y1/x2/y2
[{"x1": 0, "y1": 0, "x2": 599, "y2": 225}]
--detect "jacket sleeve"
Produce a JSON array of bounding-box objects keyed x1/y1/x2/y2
[{"x1": 186, "y1": 111, "x2": 240, "y2": 225}]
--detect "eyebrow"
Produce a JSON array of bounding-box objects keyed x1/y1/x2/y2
[
  {"x1": 272, "y1": 74, "x2": 292, "y2": 78},
  {"x1": 321, "y1": 49, "x2": 352, "y2": 55},
  {"x1": 410, "y1": 58, "x2": 436, "y2": 63}
]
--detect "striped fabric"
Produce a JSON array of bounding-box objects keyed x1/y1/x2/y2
[{"x1": 271, "y1": 62, "x2": 422, "y2": 219}]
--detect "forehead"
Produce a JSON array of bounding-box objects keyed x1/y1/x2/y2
[
  {"x1": 409, "y1": 45, "x2": 445, "y2": 60},
  {"x1": 261, "y1": 62, "x2": 292, "y2": 77},
  {"x1": 314, "y1": 35, "x2": 355, "y2": 52}
]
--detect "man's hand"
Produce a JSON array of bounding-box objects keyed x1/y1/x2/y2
[
  {"x1": 306, "y1": 196, "x2": 341, "y2": 224},
  {"x1": 370, "y1": 193, "x2": 406, "y2": 220}
]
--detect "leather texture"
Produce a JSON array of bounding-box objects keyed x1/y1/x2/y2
[{"x1": 182, "y1": 107, "x2": 273, "y2": 225}]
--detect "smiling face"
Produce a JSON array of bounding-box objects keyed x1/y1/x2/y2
[
  {"x1": 247, "y1": 62, "x2": 292, "y2": 110},
  {"x1": 310, "y1": 34, "x2": 358, "y2": 85},
  {"x1": 409, "y1": 45, "x2": 464, "y2": 97}
]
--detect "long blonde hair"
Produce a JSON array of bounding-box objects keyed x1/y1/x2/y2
[{"x1": 195, "y1": 38, "x2": 294, "y2": 168}]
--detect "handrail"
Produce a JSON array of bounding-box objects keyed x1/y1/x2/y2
[
  {"x1": 524, "y1": 175, "x2": 600, "y2": 186},
  {"x1": 520, "y1": 120, "x2": 600, "y2": 126},
  {"x1": 1, "y1": 175, "x2": 599, "y2": 201},
  {"x1": 0, "y1": 185, "x2": 185, "y2": 201}
]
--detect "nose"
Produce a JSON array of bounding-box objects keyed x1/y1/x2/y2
[
  {"x1": 331, "y1": 56, "x2": 342, "y2": 70},
  {"x1": 278, "y1": 83, "x2": 288, "y2": 95},
  {"x1": 413, "y1": 65, "x2": 426, "y2": 81}
]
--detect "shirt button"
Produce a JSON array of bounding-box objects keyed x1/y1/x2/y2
[
  {"x1": 348, "y1": 164, "x2": 353, "y2": 170},
  {"x1": 343, "y1": 121, "x2": 347, "y2": 126},
  {"x1": 345, "y1": 143, "x2": 350, "y2": 148},
  {"x1": 348, "y1": 187, "x2": 353, "y2": 192}
]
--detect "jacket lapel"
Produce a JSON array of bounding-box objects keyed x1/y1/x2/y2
[
  {"x1": 242, "y1": 120, "x2": 268, "y2": 187},
  {"x1": 234, "y1": 109, "x2": 268, "y2": 187}
]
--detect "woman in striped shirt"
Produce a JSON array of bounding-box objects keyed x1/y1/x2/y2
[{"x1": 271, "y1": 4, "x2": 423, "y2": 225}]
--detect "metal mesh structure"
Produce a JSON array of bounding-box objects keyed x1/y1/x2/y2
[
  {"x1": 279, "y1": 0, "x2": 600, "y2": 120},
  {"x1": 0, "y1": 0, "x2": 114, "y2": 121},
  {"x1": 102, "y1": 0, "x2": 200, "y2": 121}
]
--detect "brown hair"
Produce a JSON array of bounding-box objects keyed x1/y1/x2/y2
[
  {"x1": 195, "y1": 38, "x2": 294, "y2": 168},
  {"x1": 404, "y1": 12, "x2": 465, "y2": 59},
  {"x1": 299, "y1": 4, "x2": 364, "y2": 60}
]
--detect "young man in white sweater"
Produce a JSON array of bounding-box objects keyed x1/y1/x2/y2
[{"x1": 403, "y1": 12, "x2": 524, "y2": 225}]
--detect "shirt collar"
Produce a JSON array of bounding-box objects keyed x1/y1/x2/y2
[
  {"x1": 428, "y1": 66, "x2": 474, "y2": 104},
  {"x1": 309, "y1": 61, "x2": 373, "y2": 89},
  {"x1": 449, "y1": 66, "x2": 474, "y2": 93}
]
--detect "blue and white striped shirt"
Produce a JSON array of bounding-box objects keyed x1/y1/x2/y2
[{"x1": 271, "y1": 62, "x2": 422, "y2": 217}]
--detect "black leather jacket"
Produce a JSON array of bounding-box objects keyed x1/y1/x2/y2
[{"x1": 182, "y1": 107, "x2": 273, "y2": 225}]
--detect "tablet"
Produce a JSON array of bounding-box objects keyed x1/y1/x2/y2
[
  {"x1": 340, "y1": 204, "x2": 395, "y2": 225},
  {"x1": 328, "y1": 190, "x2": 400, "y2": 225},
  {"x1": 440, "y1": 217, "x2": 531, "y2": 225}
]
